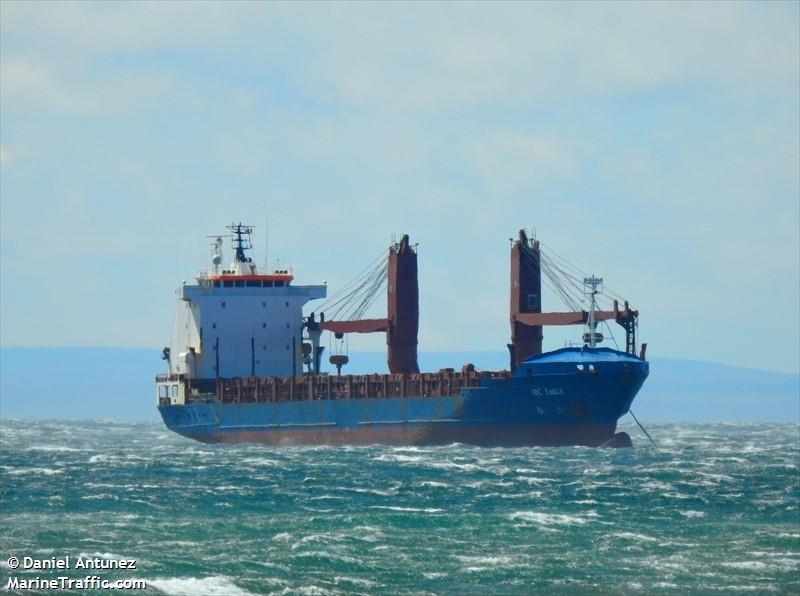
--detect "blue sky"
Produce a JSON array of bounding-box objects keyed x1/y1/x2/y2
[{"x1": 1, "y1": 1, "x2": 798, "y2": 373}]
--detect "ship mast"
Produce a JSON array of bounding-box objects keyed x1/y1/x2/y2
[
  {"x1": 583, "y1": 275, "x2": 603, "y2": 348},
  {"x1": 227, "y1": 223, "x2": 254, "y2": 263}
]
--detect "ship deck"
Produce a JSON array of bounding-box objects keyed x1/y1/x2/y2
[{"x1": 158, "y1": 370, "x2": 512, "y2": 406}]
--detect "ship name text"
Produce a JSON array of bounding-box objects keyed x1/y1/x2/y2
[{"x1": 530, "y1": 387, "x2": 565, "y2": 396}]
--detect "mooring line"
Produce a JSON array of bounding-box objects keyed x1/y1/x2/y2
[{"x1": 629, "y1": 409, "x2": 656, "y2": 447}]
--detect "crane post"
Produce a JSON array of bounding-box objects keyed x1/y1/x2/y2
[
  {"x1": 387, "y1": 235, "x2": 420, "y2": 373},
  {"x1": 509, "y1": 230, "x2": 543, "y2": 368}
]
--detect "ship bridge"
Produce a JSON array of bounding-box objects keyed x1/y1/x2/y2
[
  {"x1": 164, "y1": 223, "x2": 326, "y2": 385},
  {"x1": 205, "y1": 274, "x2": 294, "y2": 289}
]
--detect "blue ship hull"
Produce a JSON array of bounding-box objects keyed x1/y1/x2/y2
[{"x1": 158, "y1": 348, "x2": 648, "y2": 447}]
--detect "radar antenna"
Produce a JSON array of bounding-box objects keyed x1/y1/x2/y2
[
  {"x1": 205, "y1": 234, "x2": 232, "y2": 274},
  {"x1": 226, "y1": 223, "x2": 254, "y2": 263},
  {"x1": 211, "y1": 236, "x2": 223, "y2": 274}
]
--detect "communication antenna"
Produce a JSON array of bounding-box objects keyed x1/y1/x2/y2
[
  {"x1": 582, "y1": 275, "x2": 604, "y2": 347},
  {"x1": 206, "y1": 233, "x2": 231, "y2": 274},
  {"x1": 225, "y1": 222, "x2": 255, "y2": 263},
  {"x1": 264, "y1": 217, "x2": 269, "y2": 272}
]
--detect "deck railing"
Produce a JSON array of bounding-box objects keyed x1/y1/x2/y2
[
  {"x1": 156, "y1": 373, "x2": 184, "y2": 382},
  {"x1": 207, "y1": 371, "x2": 510, "y2": 405}
]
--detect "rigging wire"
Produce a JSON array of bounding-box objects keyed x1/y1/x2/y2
[
  {"x1": 320, "y1": 236, "x2": 633, "y2": 325},
  {"x1": 537, "y1": 241, "x2": 628, "y2": 305},
  {"x1": 521, "y1": 249, "x2": 584, "y2": 312},
  {"x1": 520, "y1": 242, "x2": 628, "y2": 312},
  {"x1": 317, "y1": 248, "x2": 386, "y2": 308},
  {"x1": 342, "y1": 266, "x2": 387, "y2": 321},
  {"x1": 317, "y1": 244, "x2": 390, "y2": 321},
  {"x1": 601, "y1": 320, "x2": 620, "y2": 350},
  {"x1": 629, "y1": 409, "x2": 657, "y2": 447}
]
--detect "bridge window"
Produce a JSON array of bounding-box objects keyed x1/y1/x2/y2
[
  {"x1": 171, "y1": 385, "x2": 178, "y2": 398},
  {"x1": 158, "y1": 385, "x2": 168, "y2": 398}
]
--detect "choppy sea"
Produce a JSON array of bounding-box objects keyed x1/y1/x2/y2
[{"x1": 0, "y1": 422, "x2": 798, "y2": 595}]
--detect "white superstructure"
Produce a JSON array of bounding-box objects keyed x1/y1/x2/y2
[{"x1": 166, "y1": 224, "x2": 326, "y2": 380}]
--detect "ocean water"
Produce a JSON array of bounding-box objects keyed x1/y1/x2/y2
[{"x1": 0, "y1": 422, "x2": 798, "y2": 595}]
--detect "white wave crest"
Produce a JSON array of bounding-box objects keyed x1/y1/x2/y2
[
  {"x1": 416, "y1": 480, "x2": 450, "y2": 488},
  {"x1": 334, "y1": 575, "x2": 378, "y2": 588},
  {"x1": 508, "y1": 511, "x2": 590, "y2": 526},
  {"x1": 3, "y1": 467, "x2": 62, "y2": 476},
  {"x1": 272, "y1": 532, "x2": 294, "y2": 542},
  {"x1": 89, "y1": 455, "x2": 113, "y2": 464},
  {"x1": 25, "y1": 445, "x2": 82, "y2": 453},
  {"x1": 240, "y1": 457, "x2": 283, "y2": 467},
  {"x1": 147, "y1": 575, "x2": 255, "y2": 596},
  {"x1": 374, "y1": 453, "x2": 426, "y2": 463},
  {"x1": 276, "y1": 586, "x2": 333, "y2": 596},
  {"x1": 721, "y1": 560, "x2": 770, "y2": 571},
  {"x1": 78, "y1": 552, "x2": 126, "y2": 561},
  {"x1": 612, "y1": 532, "x2": 658, "y2": 543},
  {"x1": 455, "y1": 554, "x2": 517, "y2": 568},
  {"x1": 679, "y1": 510, "x2": 706, "y2": 518},
  {"x1": 370, "y1": 506, "x2": 443, "y2": 513}
]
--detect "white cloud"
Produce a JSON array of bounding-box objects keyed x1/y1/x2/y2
[
  {"x1": 280, "y1": 3, "x2": 799, "y2": 111},
  {"x1": 2, "y1": 2, "x2": 797, "y2": 116},
  {"x1": 463, "y1": 132, "x2": 577, "y2": 190},
  {"x1": 0, "y1": 1, "x2": 797, "y2": 371},
  {"x1": 0, "y1": 55, "x2": 200, "y2": 116}
]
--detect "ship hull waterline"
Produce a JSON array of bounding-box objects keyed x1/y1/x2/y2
[
  {"x1": 159, "y1": 367, "x2": 644, "y2": 447},
  {"x1": 158, "y1": 418, "x2": 622, "y2": 447}
]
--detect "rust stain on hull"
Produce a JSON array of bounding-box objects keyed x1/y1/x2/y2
[{"x1": 174, "y1": 423, "x2": 619, "y2": 448}]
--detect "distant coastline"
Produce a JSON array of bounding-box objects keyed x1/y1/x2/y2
[{"x1": 1, "y1": 347, "x2": 798, "y2": 423}]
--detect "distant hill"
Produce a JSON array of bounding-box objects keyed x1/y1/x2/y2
[{"x1": 1, "y1": 348, "x2": 797, "y2": 423}]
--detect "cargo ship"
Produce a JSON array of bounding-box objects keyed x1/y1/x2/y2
[{"x1": 157, "y1": 224, "x2": 648, "y2": 447}]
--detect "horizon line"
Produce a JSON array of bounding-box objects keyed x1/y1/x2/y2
[{"x1": 1, "y1": 345, "x2": 798, "y2": 376}]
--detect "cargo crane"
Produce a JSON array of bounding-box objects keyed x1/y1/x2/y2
[
  {"x1": 508, "y1": 229, "x2": 643, "y2": 369},
  {"x1": 305, "y1": 234, "x2": 419, "y2": 375},
  {"x1": 308, "y1": 229, "x2": 642, "y2": 377}
]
